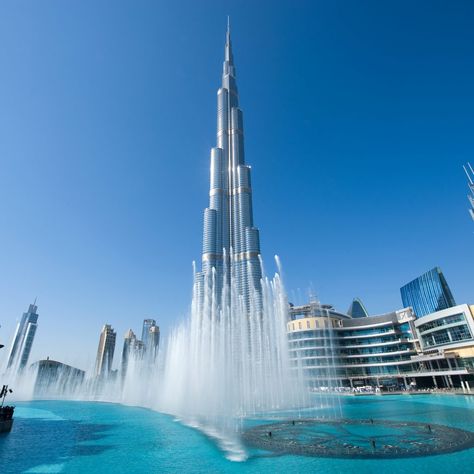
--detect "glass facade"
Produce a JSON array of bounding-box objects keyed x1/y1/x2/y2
[
  {"x1": 347, "y1": 298, "x2": 369, "y2": 318},
  {"x1": 417, "y1": 312, "x2": 473, "y2": 349},
  {"x1": 287, "y1": 308, "x2": 419, "y2": 388},
  {"x1": 7, "y1": 302, "x2": 39, "y2": 372},
  {"x1": 400, "y1": 267, "x2": 456, "y2": 317}
]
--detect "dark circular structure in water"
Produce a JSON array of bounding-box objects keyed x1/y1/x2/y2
[{"x1": 242, "y1": 419, "x2": 474, "y2": 459}]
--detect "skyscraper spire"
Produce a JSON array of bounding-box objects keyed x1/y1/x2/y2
[{"x1": 198, "y1": 21, "x2": 262, "y2": 312}]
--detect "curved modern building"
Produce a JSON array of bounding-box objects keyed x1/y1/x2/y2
[
  {"x1": 196, "y1": 22, "x2": 262, "y2": 312},
  {"x1": 288, "y1": 303, "x2": 420, "y2": 389},
  {"x1": 288, "y1": 301, "x2": 474, "y2": 390}
]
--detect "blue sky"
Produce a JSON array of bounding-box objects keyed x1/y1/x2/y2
[{"x1": 0, "y1": 1, "x2": 473, "y2": 371}]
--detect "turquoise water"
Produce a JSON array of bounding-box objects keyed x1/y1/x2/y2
[{"x1": 1, "y1": 395, "x2": 473, "y2": 473}]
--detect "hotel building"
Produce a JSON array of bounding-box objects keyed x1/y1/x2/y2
[{"x1": 288, "y1": 300, "x2": 474, "y2": 390}]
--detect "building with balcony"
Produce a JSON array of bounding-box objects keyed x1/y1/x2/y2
[
  {"x1": 413, "y1": 304, "x2": 474, "y2": 390},
  {"x1": 288, "y1": 301, "x2": 474, "y2": 390},
  {"x1": 288, "y1": 302, "x2": 420, "y2": 390},
  {"x1": 95, "y1": 324, "x2": 116, "y2": 378}
]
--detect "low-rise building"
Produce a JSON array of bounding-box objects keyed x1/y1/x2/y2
[
  {"x1": 288, "y1": 302, "x2": 420, "y2": 390},
  {"x1": 413, "y1": 304, "x2": 474, "y2": 390},
  {"x1": 31, "y1": 358, "x2": 85, "y2": 397},
  {"x1": 288, "y1": 301, "x2": 474, "y2": 391}
]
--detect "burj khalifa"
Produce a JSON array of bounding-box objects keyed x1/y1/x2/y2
[{"x1": 197, "y1": 22, "x2": 262, "y2": 311}]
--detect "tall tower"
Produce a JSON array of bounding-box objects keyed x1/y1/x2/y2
[
  {"x1": 95, "y1": 324, "x2": 116, "y2": 378},
  {"x1": 198, "y1": 21, "x2": 262, "y2": 311},
  {"x1": 141, "y1": 318, "x2": 156, "y2": 347},
  {"x1": 7, "y1": 302, "x2": 39, "y2": 372},
  {"x1": 121, "y1": 329, "x2": 137, "y2": 376}
]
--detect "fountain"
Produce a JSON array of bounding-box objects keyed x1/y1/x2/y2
[{"x1": 156, "y1": 256, "x2": 308, "y2": 459}]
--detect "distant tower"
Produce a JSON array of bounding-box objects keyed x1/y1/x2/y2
[
  {"x1": 147, "y1": 325, "x2": 160, "y2": 362},
  {"x1": 400, "y1": 267, "x2": 456, "y2": 317},
  {"x1": 141, "y1": 319, "x2": 156, "y2": 347},
  {"x1": 121, "y1": 329, "x2": 137, "y2": 375},
  {"x1": 95, "y1": 324, "x2": 116, "y2": 377},
  {"x1": 141, "y1": 319, "x2": 160, "y2": 363},
  {"x1": 196, "y1": 21, "x2": 262, "y2": 312},
  {"x1": 7, "y1": 302, "x2": 39, "y2": 372},
  {"x1": 463, "y1": 163, "x2": 474, "y2": 222}
]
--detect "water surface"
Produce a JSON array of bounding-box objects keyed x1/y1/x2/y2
[{"x1": 1, "y1": 395, "x2": 473, "y2": 473}]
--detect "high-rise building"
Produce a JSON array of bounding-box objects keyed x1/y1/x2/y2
[
  {"x1": 122, "y1": 322, "x2": 160, "y2": 375},
  {"x1": 463, "y1": 163, "x2": 474, "y2": 221},
  {"x1": 7, "y1": 302, "x2": 39, "y2": 371},
  {"x1": 147, "y1": 325, "x2": 160, "y2": 362},
  {"x1": 196, "y1": 21, "x2": 262, "y2": 311},
  {"x1": 121, "y1": 329, "x2": 137, "y2": 375},
  {"x1": 95, "y1": 324, "x2": 116, "y2": 378},
  {"x1": 141, "y1": 318, "x2": 160, "y2": 359},
  {"x1": 400, "y1": 267, "x2": 456, "y2": 317},
  {"x1": 141, "y1": 319, "x2": 156, "y2": 348}
]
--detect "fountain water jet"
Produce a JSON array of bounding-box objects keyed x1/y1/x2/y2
[{"x1": 157, "y1": 256, "x2": 308, "y2": 459}]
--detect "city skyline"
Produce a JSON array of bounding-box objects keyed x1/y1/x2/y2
[{"x1": 0, "y1": 1, "x2": 473, "y2": 370}]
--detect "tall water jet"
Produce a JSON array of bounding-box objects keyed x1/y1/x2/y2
[
  {"x1": 158, "y1": 256, "x2": 307, "y2": 458},
  {"x1": 156, "y1": 22, "x2": 309, "y2": 453}
]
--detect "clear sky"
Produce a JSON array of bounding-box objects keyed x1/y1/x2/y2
[{"x1": 0, "y1": 1, "x2": 473, "y2": 371}]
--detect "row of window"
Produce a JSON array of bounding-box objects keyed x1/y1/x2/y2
[
  {"x1": 295, "y1": 354, "x2": 413, "y2": 366},
  {"x1": 291, "y1": 344, "x2": 414, "y2": 358},
  {"x1": 417, "y1": 313, "x2": 466, "y2": 333},
  {"x1": 421, "y1": 324, "x2": 472, "y2": 348},
  {"x1": 303, "y1": 364, "x2": 418, "y2": 377},
  {"x1": 289, "y1": 335, "x2": 404, "y2": 348},
  {"x1": 336, "y1": 327, "x2": 395, "y2": 337},
  {"x1": 288, "y1": 320, "x2": 337, "y2": 331}
]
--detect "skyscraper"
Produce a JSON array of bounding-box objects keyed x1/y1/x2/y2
[
  {"x1": 197, "y1": 21, "x2": 262, "y2": 311},
  {"x1": 463, "y1": 163, "x2": 474, "y2": 222},
  {"x1": 6, "y1": 302, "x2": 39, "y2": 372},
  {"x1": 121, "y1": 329, "x2": 137, "y2": 375},
  {"x1": 147, "y1": 325, "x2": 160, "y2": 363},
  {"x1": 141, "y1": 319, "x2": 156, "y2": 347},
  {"x1": 400, "y1": 267, "x2": 456, "y2": 317},
  {"x1": 141, "y1": 319, "x2": 160, "y2": 363},
  {"x1": 95, "y1": 324, "x2": 116, "y2": 378}
]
